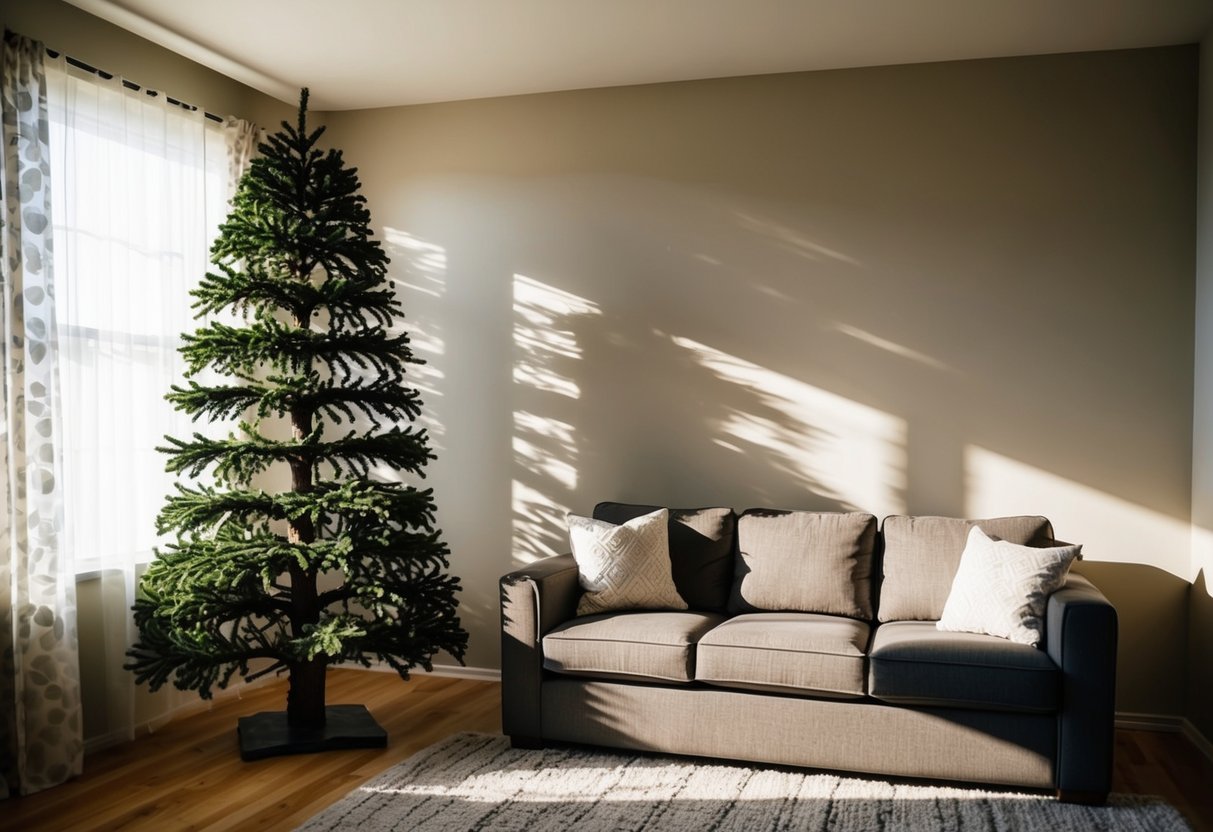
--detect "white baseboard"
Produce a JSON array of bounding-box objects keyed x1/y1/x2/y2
[
  {"x1": 84, "y1": 727, "x2": 134, "y2": 756},
  {"x1": 83, "y1": 672, "x2": 281, "y2": 756},
  {"x1": 423, "y1": 664, "x2": 502, "y2": 682},
  {"x1": 362, "y1": 661, "x2": 501, "y2": 682},
  {"x1": 1114, "y1": 711, "x2": 1185, "y2": 732},
  {"x1": 1115, "y1": 711, "x2": 1213, "y2": 764},
  {"x1": 1181, "y1": 717, "x2": 1213, "y2": 763}
]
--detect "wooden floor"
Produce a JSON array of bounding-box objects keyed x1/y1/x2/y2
[{"x1": 6, "y1": 669, "x2": 1212, "y2": 831}]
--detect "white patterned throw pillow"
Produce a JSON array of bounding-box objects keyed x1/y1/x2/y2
[
  {"x1": 569, "y1": 508, "x2": 688, "y2": 616},
  {"x1": 937, "y1": 526, "x2": 1081, "y2": 647}
]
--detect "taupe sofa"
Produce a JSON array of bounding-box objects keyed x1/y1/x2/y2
[{"x1": 500, "y1": 503, "x2": 1118, "y2": 803}]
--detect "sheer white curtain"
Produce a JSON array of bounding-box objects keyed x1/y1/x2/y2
[{"x1": 45, "y1": 56, "x2": 255, "y2": 747}]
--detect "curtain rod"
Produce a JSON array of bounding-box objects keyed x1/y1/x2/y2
[{"x1": 44, "y1": 48, "x2": 224, "y2": 124}]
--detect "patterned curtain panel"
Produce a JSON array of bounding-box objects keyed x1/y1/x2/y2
[{"x1": 0, "y1": 30, "x2": 83, "y2": 798}]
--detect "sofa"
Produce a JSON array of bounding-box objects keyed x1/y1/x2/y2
[{"x1": 499, "y1": 503, "x2": 1119, "y2": 803}]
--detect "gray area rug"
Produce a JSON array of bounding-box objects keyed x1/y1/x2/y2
[{"x1": 296, "y1": 732, "x2": 1190, "y2": 831}]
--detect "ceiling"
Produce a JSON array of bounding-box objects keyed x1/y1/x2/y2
[{"x1": 67, "y1": 0, "x2": 1213, "y2": 111}]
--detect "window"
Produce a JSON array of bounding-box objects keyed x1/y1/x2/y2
[{"x1": 46, "y1": 59, "x2": 231, "y2": 575}]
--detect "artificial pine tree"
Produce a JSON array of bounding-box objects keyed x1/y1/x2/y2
[{"x1": 126, "y1": 90, "x2": 468, "y2": 759}]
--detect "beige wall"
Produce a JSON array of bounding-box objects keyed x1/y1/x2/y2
[
  {"x1": 2, "y1": 0, "x2": 293, "y2": 127},
  {"x1": 325, "y1": 46, "x2": 1198, "y2": 715},
  {"x1": 6, "y1": 0, "x2": 1205, "y2": 727},
  {"x1": 1190, "y1": 28, "x2": 1213, "y2": 742}
]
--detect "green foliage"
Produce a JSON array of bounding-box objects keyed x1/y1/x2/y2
[{"x1": 126, "y1": 89, "x2": 468, "y2": 704}]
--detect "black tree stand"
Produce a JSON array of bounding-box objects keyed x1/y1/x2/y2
[{"x1": 238, "y1": 705, "x2": 386, "y2": 761}]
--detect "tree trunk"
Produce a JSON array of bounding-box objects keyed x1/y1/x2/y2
[
  {"x1": 285, "y1": 483, "x2": 322, "y2": 729},
  {"x1": 286, "y1": 652, "x2": 327, "y2": 729},
  {"x1": 286, "y1": 306, "x2": 324, "y2": 729},
  {"x1": 285, "y1": 552, "x2": 325, "y2": 728}
]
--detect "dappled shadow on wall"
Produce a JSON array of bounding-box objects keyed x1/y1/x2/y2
[
  {"x1": 381, "y1": 227, "x2": 448, "y2": 453},
  {"x1": 507, "y1": 271, "x2": 914, "y2": 568},
  {"x1": 964, "y1": 446, "x2": 1190, "y2": 580},
  {"x1": 665, "y1": 334, "x2": 906, "y2": 516},
  {"x1": 511, "y1": 275, "x2": 600, "y2": 564},
  {"x1": 378, "y1": 227, "x2": 501, "y2": 644}
]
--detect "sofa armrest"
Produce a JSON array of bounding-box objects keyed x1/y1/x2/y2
[
  {"x1": 1046, "y1": 573, "x2": 1118, "y2": 800},
  {"x1": 500, "y1": 553, "x2": 581, "y2": 740}
]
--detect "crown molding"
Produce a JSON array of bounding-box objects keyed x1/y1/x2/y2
[{"x1": 63, "y1": 0, "x2": 297, "y2": 106}]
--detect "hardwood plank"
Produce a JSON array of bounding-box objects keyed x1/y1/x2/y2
[
  {"x1": 4, "y1": 670, "x2": 1210, "y2": 831},
  {"x1": 1114, "y1": 728, "x2": 1213, "y2": 831}
]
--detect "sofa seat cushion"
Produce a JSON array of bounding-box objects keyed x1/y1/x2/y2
[
  {"x1": 695, "y1": 613, "x2": 869, "y2": 699},
  {"x1": 868, "y1": 621, "x2": 1060, "y2": 713},
  {"x1": 543, "y1": 611, "x2": 725, "y2": 684}
]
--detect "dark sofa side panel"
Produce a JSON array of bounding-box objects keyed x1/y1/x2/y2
[
  {"x1": 500, "y1": 553, "x2": 581, "y2": 739},
  {"x1": 1046, "y1": 574, "x2": 1118, "y2": 797}
]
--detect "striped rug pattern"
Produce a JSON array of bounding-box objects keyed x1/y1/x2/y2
[{"x1": 296, "y1": 733, "x2": 1189, "y2": 831}]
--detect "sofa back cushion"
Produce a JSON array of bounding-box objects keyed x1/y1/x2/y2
[
  {"x1": 727, "y1": 510, "x2": 878, "y2": 619},
  {"x1": 593, "y1": 502, "x2": 737, "y2": 612},
  {"x1": 877, "y1": 515, "x2": 1055, "y2": 622}
]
